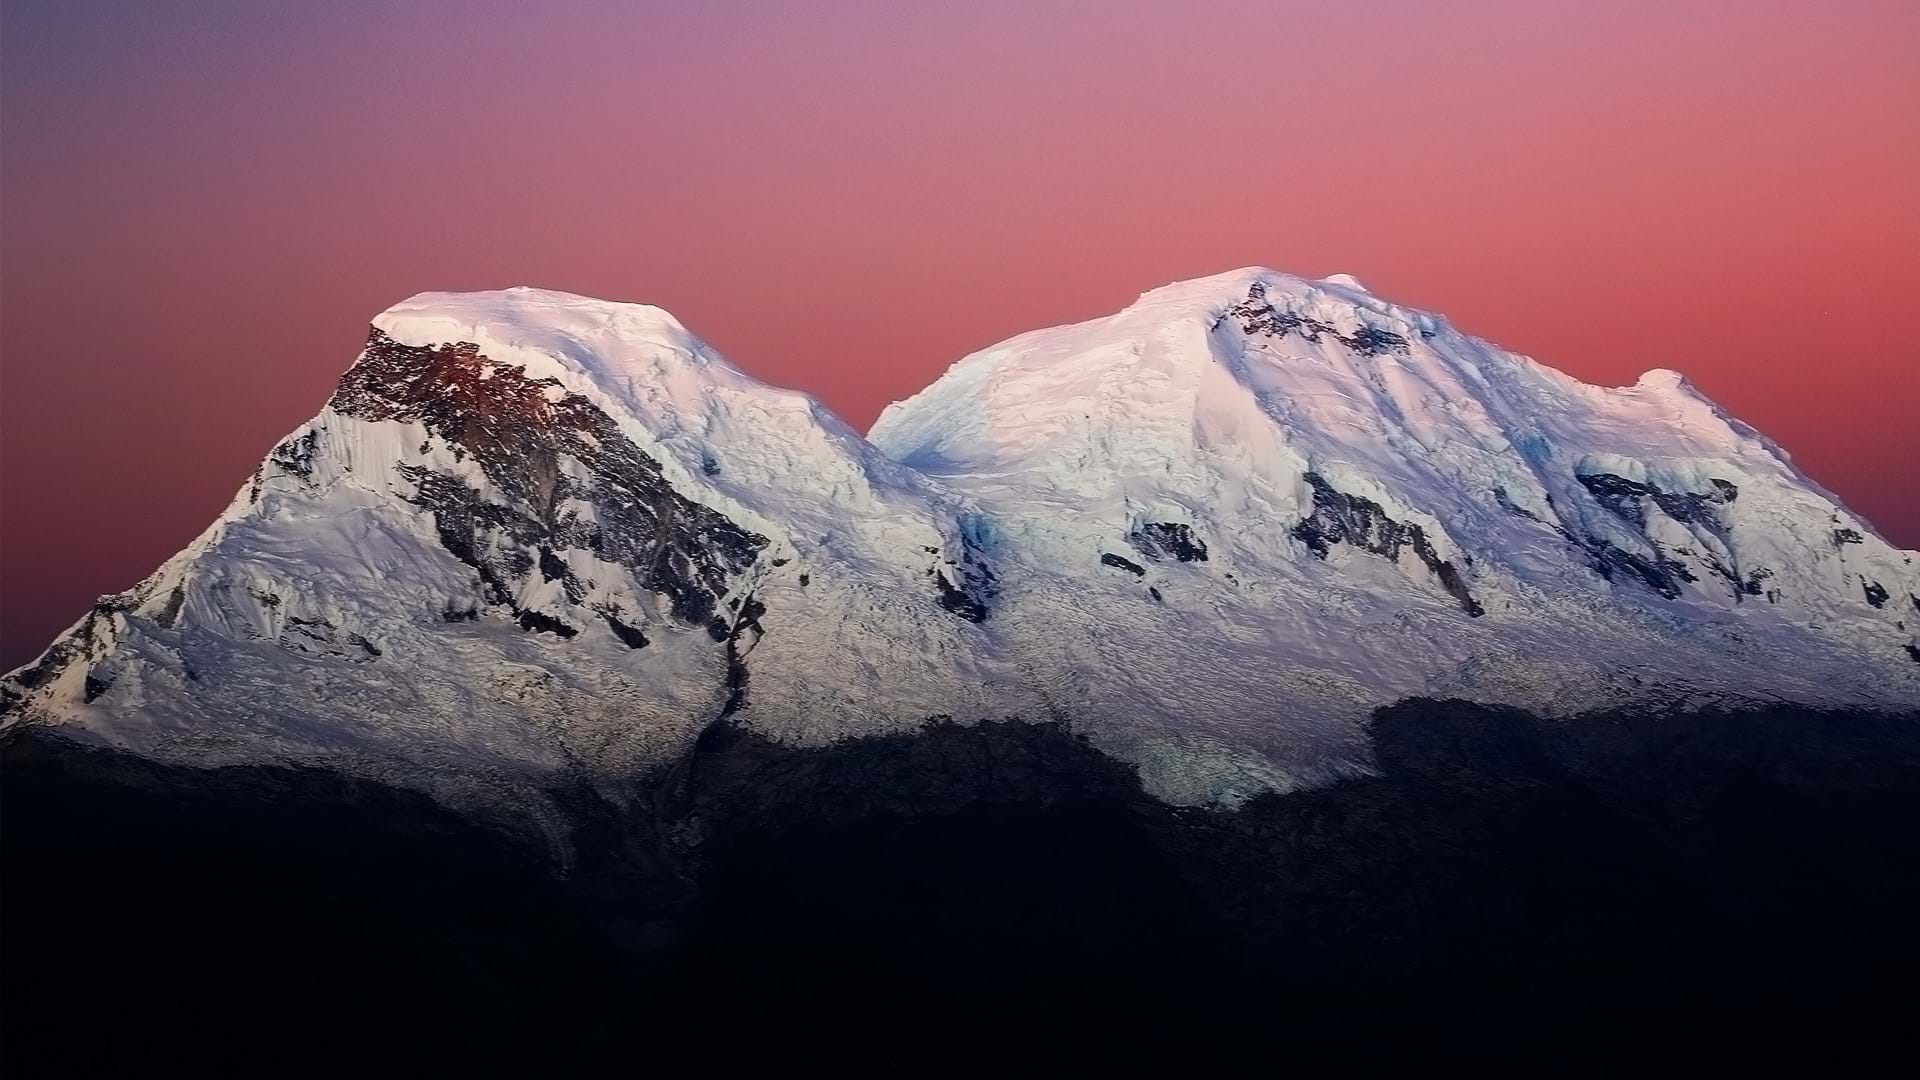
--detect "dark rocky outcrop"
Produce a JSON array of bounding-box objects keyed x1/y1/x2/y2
[
  {"x1": 263, "y1": 428, "x2": 319, "y2": 487},
  {"x1": 335, "y1": 330, "x2": 768, "y2": 638},
  {"x1": 1492, "y1": 485, "x2": 1543, "y2": 522},
  {"x1": 516, "y1": 608, "x2": 578, "y2": 637},
  {"x1": 934, "y1": 576, "x2": 989, "y2": 621},
  {"x1": 1576, "y1": 471, "x2": 1735, "y2": 533},
  {"x1": 603, "y1": 613, "x2": 650, "y2": 649},
  {"x1": 279, "y1": 616, "x2": 382, "y2": 660},
  {"x1": 1491, "y1": 483, "x2": 1704, "y2": 599},
  {"x1": 713, "y1": 594, "x2": 765, "y2": 718},
  {"x1": 247, "y1": 428, "x2": 323, "y2": 502},
  {"x1": 1569, "y1": 472, "x2": 1758, "y2": 600},
  {"x1": 1101, "y1": 552, "x2": 1147, "y2": 576},
  {"x1": 1343, "y1": 324, "x2": 1411, "y2": 356},
  {"x1": 1577, "y1": 535, "x2": 1694, "y2": 599},
  {"x1": 0, "y1": 598, "x2": 127, "y2": 715},
  {"x1": 1294, "y1": 472, "x2": 1484, "y2": 616},
  {"x1": 930, "y1": 528, "x2": 997, "y2": 623},
  {"x1": 1229, "y1": 282, "x2": 1410, "y2": 355},
  {"x1": 1128, "y1": 521, "x2": 1209, "y2": 563}
]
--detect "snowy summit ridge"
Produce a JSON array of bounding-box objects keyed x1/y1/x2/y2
[{"x1": 6, "y1": 269, "x2": 1916, "y2": 807}]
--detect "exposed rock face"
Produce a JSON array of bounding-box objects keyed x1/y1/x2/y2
[
  {"x1": 929, "y1": 528, "x2": 997, "y2": 622},
  {"x1": 1129, "y1": 522, "x2": 1209, "y2": 563},
  {"x1": 1, "y1": 597, "x2": 127, "y2": 707},
  {"x1": 1573, "y1": 532, "x2": 1696, "y2": 600},
  {"x1": 604, "y1": 614, "x2": 649, "y2": 649},
  {"x1": 1496, "y1": 471, "x2": 1768, "y2": 604},
  {"x1": 334, "y1": 329, "x2": 768, "y2": 636},
  {"x1": 278, "y1": 616, "x2": 381, "y2": 661},
  {"x1": 255, "y1": 429, "x2": 319, "y2": 496},
  {"x1": 1293, "y1": 473, "x2": 1484, "y2": 617},
  {"x1": 1576, "y1": 471, "x2": 1735, "y2": 533},
  {"x1": 1571, "y1": 472, "x2": 1769, "y2": 601},
  {"x1": 1228, "y1": 280, "x2": 1410, "y2": 355}
]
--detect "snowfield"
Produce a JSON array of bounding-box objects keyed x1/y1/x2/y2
[{"x1": 6, "y1": 271, "x2": 1916, "y2": 807}]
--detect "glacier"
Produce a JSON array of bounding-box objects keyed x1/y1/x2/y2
[{"x1": 5, "y1": 270, "x2": 1915, "y2": 808}]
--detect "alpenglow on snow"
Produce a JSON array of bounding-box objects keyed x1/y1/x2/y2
[{"x1": 5, "y1": 269, "x2": 1915, "y2": 806}]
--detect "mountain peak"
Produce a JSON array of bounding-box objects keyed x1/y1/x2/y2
[
  {"x1": 370, "y1": 287, "x2": 758, "y2": 410},
  {"x1": 380, "y1": 285, "x2": 692, "y2": 335},
  {"x1": 1126, "y1": 266, "x2": 1373, "y2": 314},
  {"x1": 870, "y1": 267, "x2": 1442, "y2": 490},
  {"x1": 1633, "y1": 367, "x2": 1693, "y2": 391},
  {"x1": 873, "y1": 267, "x2": 1918, "y2": 717},
  {"x1": 7, "y1": 270, "x2": 1916, "y2": 813}
]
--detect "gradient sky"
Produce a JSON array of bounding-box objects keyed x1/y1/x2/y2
[{"x1": 3, "y1": 0, "x2": 1916, "y2": 668}]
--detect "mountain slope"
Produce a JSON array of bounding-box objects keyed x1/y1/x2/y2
[
  {"x1": 0, "y1": 288, "x2": 1038, "y2": 812},
  {"x1": 5, "y1": 273, "x2": 1915, "y2": 807},
  {"x1": 869, "y1": 268, "x2": 1917, "y2": 796}
]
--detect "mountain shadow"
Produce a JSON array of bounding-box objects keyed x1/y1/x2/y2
[{"x1": 6, "y1": 700, "x2": 1919, "y2": 1071}]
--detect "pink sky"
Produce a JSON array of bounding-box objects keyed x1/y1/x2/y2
[{"x1": 3, "y1": 0, "x2": 1916, "y2": 667}]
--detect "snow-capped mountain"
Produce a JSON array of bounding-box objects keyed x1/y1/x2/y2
[
  {"x1": 0, "y1": 289, "x2": 1040, "y2": 807},
  {"x1": 873, "y1": 269, "x2": 1920, "y2": 796},
  {"x1": 5, "y1": 271, "x2": 1915, "y2": 805}
]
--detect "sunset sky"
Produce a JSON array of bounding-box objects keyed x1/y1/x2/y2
[{"x1": 3, "y1": 0, "x2": 1916, "y2": 668}]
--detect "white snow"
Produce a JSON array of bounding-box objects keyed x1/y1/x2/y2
[{"x1": 7, "y1": 270, "x2": 1916, "y2": 813}]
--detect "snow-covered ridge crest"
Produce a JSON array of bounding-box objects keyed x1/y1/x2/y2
[
  {"x1": 378, "y1": 287, "x2": 739, "y2": 406},
  {"x1": 372, "y1": 286, "x2": 952, "y2": 544},
  {"x1": 5, "y1": 269, "x2": 1916, "y2": 814},
  {"x1": 870, "y1": 266, "x2": 1918, "y2": 768}
]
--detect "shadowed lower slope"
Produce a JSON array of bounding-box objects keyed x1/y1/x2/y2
[{"x1": 6, "y1": 699, "x2": 1919, "y2": 1070}]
